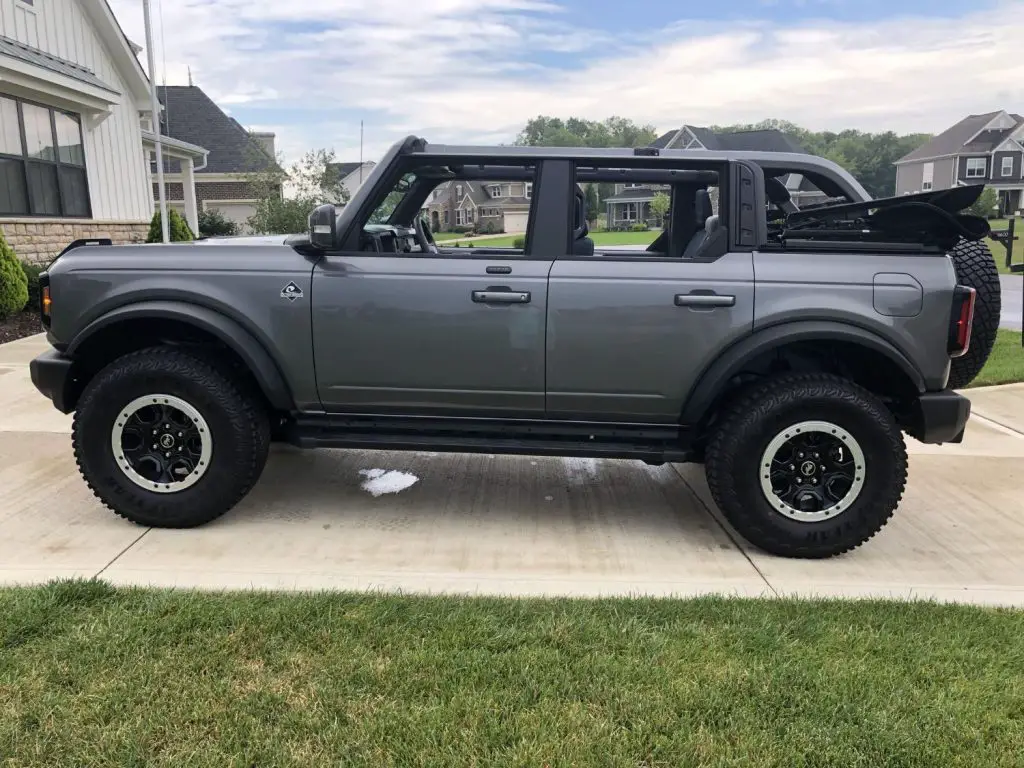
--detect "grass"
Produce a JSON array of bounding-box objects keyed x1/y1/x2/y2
[
  {"x1": 969, "y1": 329, "x2": 1024, "y2": 387},
  {"x1": 2, "y1": 580, "x2": 1024, "y2": 766},
  {"x1": 987, "y1": 219, "x2": 1022, "y2": 274},
  {"x1": 445, "y1": 229, "x2": 661, "y2": 249}
]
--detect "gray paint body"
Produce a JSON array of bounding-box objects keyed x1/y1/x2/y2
[{"x1": 42, "y1": 146, "x2": 960, "y2": 427}]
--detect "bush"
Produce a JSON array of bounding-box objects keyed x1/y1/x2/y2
[
  {"x1": 147, "y1": 208, "x2": 195, "y2": 243},
  {"x1": 481, "y1": 221, "x2": 498, "y2": 235},
  {"x1": 0, "y1": 230, "x2": 28, "y2": 319},
  {"x1": 452, "y1": 225, "x2": 473, "y2": 234},
  {"x1": 513, "y1": 236, "x2": 526, "y2": 249},
  {"x1": 21, "y1": 261, "x2": 44, "y2": 310},
  {"x1": 631, "y1": 223, "x2": 650, "y2": 232},
  {"x1": 198, "y1": 208, "x2": 238, "y2": 238},
  {"x1": 965, "y1": 187, "x2": 1000, "y2": 219}
]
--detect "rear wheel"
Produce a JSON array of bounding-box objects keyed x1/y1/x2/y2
[
  {"x1": 73, "y1": 347, "x2": 270, "y2": 528},
  {"x1": 705, "y1": 373, "x2": 907, "y2": 558},
  {"x1": 948, "y1": 238, "x2": 1001, "y2": 389}
]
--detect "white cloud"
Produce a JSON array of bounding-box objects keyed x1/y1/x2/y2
[{"x1": 108, "y1": 0, "x2": 1024, "y2": 164}]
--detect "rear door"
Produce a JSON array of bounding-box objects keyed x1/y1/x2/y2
[{"x1": 545, "y1": 162, "x2": 759, "y2": 423}]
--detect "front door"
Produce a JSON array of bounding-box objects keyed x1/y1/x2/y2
[{"x1": 312, "y1": 254, "x2": 552, "y2": 416}]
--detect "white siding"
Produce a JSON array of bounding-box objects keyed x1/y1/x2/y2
[{"x1": 0, "y1": 0, "x2": 151, "y2": 221}]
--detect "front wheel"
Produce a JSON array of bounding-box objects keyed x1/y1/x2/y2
[
  {"x1": 73, "y1": 347, "x2": 270, "y2": 528},
  {"x1": 705, "y1": 373, "x2": 908, "y2": 558}
]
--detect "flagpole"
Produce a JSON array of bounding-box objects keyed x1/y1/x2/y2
[{"x1": 143, "y1": 0, "x2": 169, "y2": 243}]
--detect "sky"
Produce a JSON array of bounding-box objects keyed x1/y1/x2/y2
[{"x1": 107, "y1": 0, "x2": 1024, "y2": 166}]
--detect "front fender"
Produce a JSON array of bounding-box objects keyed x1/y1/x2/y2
[
  {"x1": 67, "y1": 300, "x2": 295, "y2": 411},
  {"x1": 680, "y1": 320, "x2": 927, "y2": 425}
]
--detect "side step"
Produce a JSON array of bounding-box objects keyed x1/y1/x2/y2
[{"x1": 285, "y1": 413, "x2": 696, "y2": 464}]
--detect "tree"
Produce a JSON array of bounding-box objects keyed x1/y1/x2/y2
[
  {"x1": 198, "y1": 208, "x2": 238, "y2": 238},
  {"x1": 146, "y1": 208, "x2": 194, "y2": 243},
  {"x1": 0, "y1": 229, "x2": 28, "y2": 319},
  {"x1": 247, "y1": 148, "x2": 352, "y2": 236},
  {"x1": 966, "y1": 187, "x2": 999, "y2": 219},
  {"x1": 650, "y1": 192, "x2": 670, "y2": 225},
  {"x1": 584, "y1": 183, "x2": 600, "y2": 224},
  {"x1": 516, "y1": 116, "x2": 657, "y2": 149}
]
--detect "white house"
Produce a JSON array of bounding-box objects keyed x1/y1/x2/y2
[
  {"x1": 0, "y1": 0, "x2": 206, "y2": 263},
  {"x1": 330, "y1": 161, "x2": 376, "y2": 201}
]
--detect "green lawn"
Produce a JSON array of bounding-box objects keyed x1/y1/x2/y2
[
  {"x1": 969, "y1": 329, "x2": 1024, "y2": 387},
  {"x1": 987, "y1": 219, "x2": 1022, "y2": 274},
  {"x1": 446, "y1": 230, "x2": 661, "y2": 249},
  {"x1": 2, "y1": 580, "x2": 1024, "y2": 766}
]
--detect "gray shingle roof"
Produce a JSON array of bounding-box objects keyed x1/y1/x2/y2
[
  {"x1": 0, "y1": 34, "x2": 118, "y2": 94},
  {"x1": 896, "y1": 112, "x2": 1022, "y2": 163},
  {"x1": 604, "y1": 186, "x2": 666, "y2": 202},
  {"x1": 329, "y1": 162, "x2": 365, "y2": 179},
  {"x1": 157, "y1": 85, "x2": 278, "y2": 174},
  {"x1": 650, "y1": 125, "x2": 806, "y2": 153}
]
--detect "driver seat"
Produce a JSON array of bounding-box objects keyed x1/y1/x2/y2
[{"x1": 681, "y1": 189, "x2": 724, "y2": 259}]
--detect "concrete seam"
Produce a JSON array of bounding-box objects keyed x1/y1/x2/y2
[
  {"x1": 670, "y1": 463, "x2": 779, "y2": 597},
  {"x1": 970, "y1": 411, "x2": 1024, "y2": 439},
  {"x1": 94, "y1": 528, "x2": 152, "y2": 580}
]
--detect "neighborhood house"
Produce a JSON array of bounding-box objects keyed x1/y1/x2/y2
[
  {"x1": 895, "y1": 110, "x2": 1024, "y2": 216},
  {"x1": 423, "y1": 179, "x2": 533, "y2": 233}
]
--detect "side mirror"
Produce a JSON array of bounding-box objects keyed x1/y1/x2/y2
[{"x1": 308, "y1": 204, "x2": 337, "y2": 250}]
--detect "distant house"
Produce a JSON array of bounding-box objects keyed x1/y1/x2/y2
[
  {"x1": 423, "y1": 179, "x2": 532, "y2": 233},
  {"x1": 329, "y1": 161, "x2": 376, "y2": 201},
  {"x1": 0, "y1": 0, "x2": 161, "y2": 263},
  {"x1": 602, "y1": 125, "x2": 820, "y2": 229},
  {"x1": 895, "y1": 110, "x2": 1023, "y2": 216},
  {"x1": 154, "y1": 85, "x2": 281, "y2": 233}
]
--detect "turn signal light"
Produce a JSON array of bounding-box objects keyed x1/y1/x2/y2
[{"x1": 40, "y1": 274, "x2": 52, "y2": 327}]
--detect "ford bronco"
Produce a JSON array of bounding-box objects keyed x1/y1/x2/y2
[{"x1": 28, "y1": 137, "x2": 1000, "y2": 558}]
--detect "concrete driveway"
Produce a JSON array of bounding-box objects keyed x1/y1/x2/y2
[{"x1": 2, "y1": 333, "x2": 1023, "y2": 606}]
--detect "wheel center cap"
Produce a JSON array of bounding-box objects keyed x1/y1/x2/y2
[
  {"x1": 159, "y1": 433, "x2": 176, "y2": 449},
  {"x1": 800, "y1": 460, "x2": 817, "y2": 477}
]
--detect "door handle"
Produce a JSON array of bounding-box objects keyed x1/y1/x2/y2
[
  {"x1": 472, "y1": 290, "x2": 531, "y2": 304},
  {"x1": 675, "y1": 293, "x2": 736, "y2": 308}
]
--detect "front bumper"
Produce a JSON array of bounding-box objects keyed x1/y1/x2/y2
[
  {"x1": 907, "y1": 390, "x2": 972, "y2": 444},
  {"x1": 29, "y1": 349, "x2": 74, "y2": 413}
]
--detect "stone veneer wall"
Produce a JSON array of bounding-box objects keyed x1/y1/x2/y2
[{"x1": 0, "y1": 220, "x2": 150, "y2": 265}]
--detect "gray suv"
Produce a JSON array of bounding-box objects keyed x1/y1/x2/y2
[{"x1": 28, "y1": 137, "x2": 1000, "y2": 558}]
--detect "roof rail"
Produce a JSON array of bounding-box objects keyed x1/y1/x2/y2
[{"x1": 399, "y1": 135, "x2": 427, "y2": 154}]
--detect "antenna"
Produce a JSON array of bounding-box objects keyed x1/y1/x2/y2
[
  {"x1": 188, "y1": 66, "x2": 193, "y2": 87},
  {"x1": 360, "y1": 120, "x2": 364, "y2": 184}
]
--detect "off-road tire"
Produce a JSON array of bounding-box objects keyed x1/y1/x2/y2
[
  {"x1": 705, "y1": 373, "x2": 907, "y2": 558},
  {"x1": 948, "y1": 238, "x2": 1001, "y2": 389},
  {"x1": 73, "y1": 347, "x2": 270, "y2": 528}
]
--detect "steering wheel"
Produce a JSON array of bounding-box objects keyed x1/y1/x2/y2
[{"x1": 414, "y1": 217, "x2": 438, "y2": 254}]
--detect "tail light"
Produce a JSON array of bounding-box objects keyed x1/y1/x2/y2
[
  {"x1": 948, "y1": 286, "x2": 976, "y2": 358},
  {"x1": 39, "y1": 271, "x2": 51, "y2": 328}
]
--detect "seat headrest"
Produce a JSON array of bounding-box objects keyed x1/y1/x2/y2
[
  {"x1": 694, "y1": 189, "x2": 713, "y2": 224},
  {"x1": 705, "y1": 214, "x2": 720, "y2": 234}
]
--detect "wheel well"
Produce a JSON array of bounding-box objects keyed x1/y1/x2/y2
[
  {"x1": 66, "y1": 318, "x2": 273, "y2": 415},
  {"x1": 693, "y1": 339, "x2": 922, "y2": 453}
]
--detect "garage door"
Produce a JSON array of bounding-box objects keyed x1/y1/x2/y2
[
  {"x1": 504, "y1": 211, "x2": 530, "y2": 233},
  {"x1": 206, "y1": 202, "x2": 257, "y2": 233}
]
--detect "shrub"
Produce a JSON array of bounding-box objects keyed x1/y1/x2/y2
[
  {"x1": 21, "y1": 261, "x2": 44, "y2": 310},
  {"x1": 197, "y1": 208, "x2": 238, "y2": 238},
  {"x1": 965, "y1": 187, "x2": 999, "y2": 219},
  {"x1": 480, "y1": 221, "x2": 498, "y2": 235},
  {"x1": 147, "y1": 208, "x2": 195, "y2": 243},
  {"x1": 0, "y1": 230, "x2": 28, "y2": 319},
  {"x1": 631, "y1": 223, "x2": 650, "y2": 232},
  {"x1": 452, "y1": 225, "x2": 473, "y2": 234},
  {"x1": 513, "y1": 236, "x2": 526, "y2": 249}
]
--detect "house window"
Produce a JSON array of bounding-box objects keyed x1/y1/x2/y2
[
  {"x1": 921, "y1": 162, "x2": 933, "y2": 192},
  {"x1": 0, "y1": 95, "x2": 89, "y2": 218},
  {"x1": 456, "y1": 184, "x2": 463, "y2": 198},
  {"x1": 621, "y1": 202, "x2": 638, "y2": 221},
  {"x1": 1002, "y1": 156, "x2": 1014, "y2": 177},
  {"x1": 922, "y1": 182, "x2": 933, "y2": 191},
  {"x1": 965, "y1": 158, "x2": 987, "y2": 179},
  {"x1": 489, "y1": 185, "x2": 501, "y2": 198},
  {"x1": 456, "y1": 208, "x2": 475, "y2": 226},
  {"x1": 525, "y1": 182, "x2": 532, "y2": 199}
]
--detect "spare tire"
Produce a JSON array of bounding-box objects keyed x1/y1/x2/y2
[{"x1": 947, "y1": 238, "x2": 1001, "y2": 389}]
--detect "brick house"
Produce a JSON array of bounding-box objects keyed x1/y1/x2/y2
[
  {"x1": 153, "y1": 85, "x2": 281, "y2": 234},
  {"x1": 422, "y1": 179, "x2": 533, "y2": 234},
  {"x1": 0, "y1": 0, "x2": 163, "y2": 263}
]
